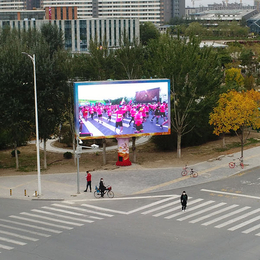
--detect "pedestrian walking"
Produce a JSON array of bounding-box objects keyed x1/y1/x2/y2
[
  {"x1": 84, "y1": 171, "x2": 92, "y2": 192},
  {"x1": 180, "y1": 191, "x2": 188, "y2": 211}
]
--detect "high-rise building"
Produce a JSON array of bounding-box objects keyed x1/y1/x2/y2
[{"x1": 42, "y1": 0, "x2": 185, "y2": 25}]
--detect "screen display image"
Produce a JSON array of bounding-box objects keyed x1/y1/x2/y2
[{"x1": 74, "y1": 79, "x2": 171, "y2": 139}]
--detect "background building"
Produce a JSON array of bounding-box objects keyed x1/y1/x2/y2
[{"x1": 0, "y1": 16, "x2": 139, "y2": 52}]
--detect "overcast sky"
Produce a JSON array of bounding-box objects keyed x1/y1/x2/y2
[{"x1": 186, "y1": 0, "x2": 254, "y2": 7}]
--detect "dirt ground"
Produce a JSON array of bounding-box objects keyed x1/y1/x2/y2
[{"x1": 1, "y1": 132, "x2": 260, "y2": 176}]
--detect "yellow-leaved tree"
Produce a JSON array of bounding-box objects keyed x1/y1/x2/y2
[
  {"x1": 209, "y1": 89, "x2": 260, "y2": 159},
  {"x1": 225, "y1": 68, "x2": 244, "y2": 88}
]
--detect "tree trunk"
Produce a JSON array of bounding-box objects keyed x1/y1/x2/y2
[
  {"x1": 102, "y1": 139, "x2": 106, "y2": 165},
  {"x1": 222, "y1": 133, "x2": 226, "y2": 148},
  {"x1": 241, "y1": 128, "x2": 244, "y2": 161},
  {"x1": 43, "y1": 139, "x2": 47, "y2": 169},
  {"x1": 14, "y1": 142, "x2": 19, "y2": 170},
  {"x1": 132, "y1": 137, "x2": 136, "y2": 163},
  {"x1": 177, "y1": 132, "x2": 182, "y2": 158}
]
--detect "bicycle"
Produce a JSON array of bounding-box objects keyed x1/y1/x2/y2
[
  {"x1": 229, "y1": 157, "x2": 244, "y2": 169},
  {"x1": 181, "y1": 165, "x2": 198, "y2": 178},
  {"x1": 94, "y1": 185, "x2": 114, "y2": 198}
]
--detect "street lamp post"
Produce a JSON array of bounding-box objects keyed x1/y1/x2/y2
[{"x1": 22, "y1": 52, "x2": 41, "y2": 196}]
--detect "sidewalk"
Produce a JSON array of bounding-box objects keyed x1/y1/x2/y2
[{"x1": 1, "y1": 141, "x2": 260, "y2": 201}]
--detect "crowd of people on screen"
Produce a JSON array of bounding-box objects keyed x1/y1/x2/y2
[{"x1": 79, "y1": 101, "x2": 168, "y2": 134}]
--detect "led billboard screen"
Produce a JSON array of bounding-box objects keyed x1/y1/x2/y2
[{"x1": 74, "y1": 79, "x2": 171, "y2": 140}]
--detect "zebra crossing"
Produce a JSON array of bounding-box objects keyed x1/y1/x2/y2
[
  {"x1": 136, "y1": 195, "x2": 260, "y2": 237},
  {"x1": 0, "y1": 202, "x2": 114, "y2": 253}
]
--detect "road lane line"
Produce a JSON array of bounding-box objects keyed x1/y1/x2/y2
[
  {"x1": 242, "y1": 223, "x2": 260, "y2": 234},
  {"x1": 201, "y1": 189, "x2": 260, "y2": 200}
]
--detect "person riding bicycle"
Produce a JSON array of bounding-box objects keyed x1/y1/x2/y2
[{"x1": 99, "y1": 178, "x2": 106, "y2": 198}]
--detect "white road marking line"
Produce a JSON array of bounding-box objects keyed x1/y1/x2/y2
[
  {"x1": 0, "y1": 219, "x2": 62, "y2": 234},
  {"x1": 190, "y1": 205, "x2": 239, "y2": 224},
  {"x1": 81, "y1": 204, "x2": 125, "y2": 215},
  {"x1": 177, "y1": 202, "x2": 227, "y2": 221},
  {"x1": 0, "y1": 230, "x2": 38, "y2": 241},
  {"x1": 83, "y1": 120, "x2": 104, "y2": 136},
  {"x1": 0, "y1": 244, "x2": 13, "y2": 250},
  {"x1": 127, "y1": 196, "x2": 178, "y2": 214},
  {"x1": 201, "y1": 189, "x2": 260, "y2": 200},
  {"x1": 52, "y1": 204, "x2": 113, "y2": 217},
  {"x1": 20, "y1": 212, "x2": 83, "y2": 226},
  {"x1": 0, "y1": 236, "x2": 27, "y2": 245},
  {"x1": 154, "y1": 199, "x2": 203, "y2": 217},
  {"x1": 67, "y1": 195, "x2": 179, "y2": 203},
  {"x1": 41, "y1": 206, "x2": 103, "y2": 220},
  {"x1": 165, "y1": 201, "x2": 215, "y2": 219},
  {"x1": 215, "y1": 208, "x2": 260, "y2": 229},
  {"x1": 141, "y1": 200, "x2": 180, "y2": 215},
  {"x1": 9, "y1": 216, "x2": 72, "y2": 230},
  {"x1": 31, "y1": 209, "x2": 94, "y2": 223},
  {"x1": 201, "y1": 207, "x2": 251, "y2": 226},
  {"x1": 0, "y1": 224, "x2": 50, "y2": 237},
  {"x1": 242, "y1": 223, "x2": 260, "y2": 234},
  {"x1": 228, "y1": 215, "x2": 260, "y2": 231}
]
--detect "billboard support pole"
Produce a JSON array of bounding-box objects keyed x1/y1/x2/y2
[{"x1": 116, "y1": 138, "x2": 132, "y2": 166}]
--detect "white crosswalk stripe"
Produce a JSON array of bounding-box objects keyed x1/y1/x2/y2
[
  {"x1": 177, "y1": 202, "x2": 227, "y2": 221},
  {"x1": 0, "y1": 236, "x2": 27, "y2": 245},
  {"x1": 135, "y1": 195, "x2": 260, "y2": 237},
  {"x1": 228, "y1": 215, "x2": 260, "y2": 231},
  {"x1": 215, "y1": 208, "x2": 260, "y2": 228},
  {"x1": 165, "y1": 200, "x2": 213, "y2": 219},
  {"x1": 153, "y1": 199, "x2": 203, "y2": 217},
  {"x1": 189, "y1": 204, "x2": 239, "y2": 224},
  {"x1": 0, "y1": 219, "x2": 62, "y2": 233},
  {"x1": 201, "y1": 207, "x2": 251, "y2": 226},
  {"x1": 41, "y1": 206, "x2": 103, "y2": 220},
  {"x1": 0, "y1": 230, "x2": 38, "y2": 241},
  {"x1": 51, "y1": 203, "x2": 114, "y2": 217},
  {"x1": 0, "y1": 201, "x2": 115, "y2": 252},
  {"x1": 0, "y1": 243, "x2": 14, "y2": 250},
  {"x1": 31, "y1": 209, "x2": 94, "y2": 223}
]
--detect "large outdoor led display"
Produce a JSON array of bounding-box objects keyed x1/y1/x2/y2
[{"x1": 74, "y1": 79, "x2": 171, "y2": 139}]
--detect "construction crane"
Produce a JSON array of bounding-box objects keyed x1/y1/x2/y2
[{"x1": 191, "y1": 0, "x2": 201, "y2": 8}]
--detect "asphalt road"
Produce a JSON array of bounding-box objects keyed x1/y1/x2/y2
[{"x1": 1, "y1": 167, "x2": 260, "y2": 260}]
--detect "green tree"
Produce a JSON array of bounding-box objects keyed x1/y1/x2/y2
[
  {"x1": 0, "y1": 28, "x2": 34, "y2": 169},
  {"x1": 145, "y1": 35, "x2": 223, "y2": 157},
  {"x1": 140, "y1": 22, "x2": 160, "y2": 45}
]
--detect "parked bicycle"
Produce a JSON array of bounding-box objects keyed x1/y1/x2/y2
[
  {"x1": 229, "y1": 157, "x2": 244, "y2": 169},
  {"x1": 94, "y1": 185, "x2": 114, "y2": 198},
  {"x1": 181, "y1": 165, "x2": 198, "y2": 178}
]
